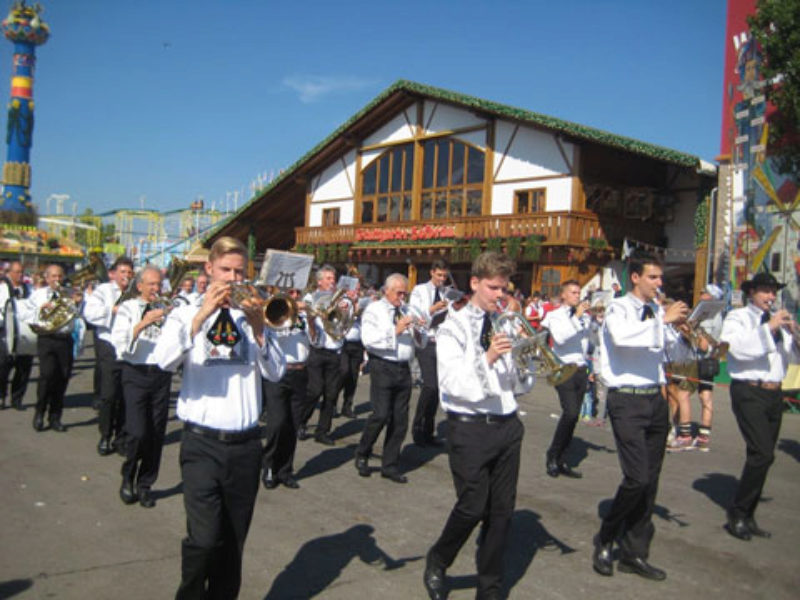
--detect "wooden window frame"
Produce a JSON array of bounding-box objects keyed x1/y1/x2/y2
[
  {"x1": 322, "y1": 207, "x2": 340, "y2": 227},
  {"x1": 420, "y1": 137, "x2": 484, "y2": 220},
  {"x1": 359, "y1": 143, "x2": 414, "y2": 224},
  {"x1": 514, "y1": 187, "x2": 547, "y2": 214}
]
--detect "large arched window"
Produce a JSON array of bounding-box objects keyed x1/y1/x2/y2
[
  {"x1": 360, "y1": 143, "x2": 414, "y2": 223},
  {"x1": 421, "y1": 138, "x2": 484, "y2": 219}
]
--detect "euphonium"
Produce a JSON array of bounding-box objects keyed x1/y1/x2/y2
[
  {"x1": 492, "y1": 304, "x2": 578, "y2": 385},
  {"x1": 308, "y1": 288, "x2": 356, "y2": 341},
  {"x1": 30, "y1": 283, "x2": 82, "y2": 334}
]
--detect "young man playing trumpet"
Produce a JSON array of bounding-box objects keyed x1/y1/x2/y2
[
  {"x1": 424, "y1": 251, "x2": 533, "y2": 600},
  {"x1": 111, "y1": 266, "x2": 172, "y2": 508},
  {"x1": 83, "y1": 256, "x2": 134, "y2": 455},
  {"x1": 154, "y1": 237, "x2": 285, "y2": 598},
  {"x1": 541, "y1": 280, "x2": 590, "y2": 478},
  {"x1": 720, "y1": 272, "x2": 799, "y2": 541}
]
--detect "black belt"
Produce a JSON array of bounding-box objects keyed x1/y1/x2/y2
[
  {"x1": 183, "y1": 422, "x2": 263, "y2": 443},
  {"x1": 39, "y1": 332, "x2": 72, "y2": 340},
  {"x1": 123, "y1": 362, "x2": 166, "y2": 374},
  {"x1": 447, "y1": 411, "x2": 517, "y2": 424},
  {"x1": 367, "y1": 353, "x2": 409, "y2": 366},
  {"x1": 609, "y1": 385, "x2": 661, "y2": 395},
  {"x1": 312, "y1": 347, "x2": 341, "y2": 355},
  {"x1": 732, "y1": 379, "x2": 782, "y2": 391}
]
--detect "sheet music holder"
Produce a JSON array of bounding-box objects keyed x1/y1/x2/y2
[
  {"x1": 688, "y1": 300, "x2": 725, "y2": 324},
  {"x1": 259, "y1": 250, "x2": 313, "y2": 291}
]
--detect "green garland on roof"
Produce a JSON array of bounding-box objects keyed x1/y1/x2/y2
[{"x1": 694, "y1": 197, "x2": 709, "y2": 249}]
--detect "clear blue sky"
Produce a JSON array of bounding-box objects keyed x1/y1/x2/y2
[{"x1": 1, "y1": 0, "x2": 727, "y2": 217}]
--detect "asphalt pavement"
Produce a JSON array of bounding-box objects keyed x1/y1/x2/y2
[{"x1": 0, "y1": 343, "x2": 798, "y2": 599}]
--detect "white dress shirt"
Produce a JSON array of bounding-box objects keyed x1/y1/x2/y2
[
  {"x1": 271, "y1": 314, "x2": 311, "y2": 365},
  {"x1": 361, "y1": 298, "x2": 422, "y2": 362},
  {"x1": 83, "y1": 282, "x2": 124, "y2": 343},
  {"x1": 437, "y1": 303, "x2": 534, "y2": 415},
  {"x1": 541, "y1": 305, "x2": 590, "y2": 366},
  {"x1": 111, "y1": 298, "x2": 164, "y2": 365},
  {"x1": 721, "y1": 303, "x2": 798, "y2": 383},
  {"x1": 598, "y1": 293, "x2": 677, "y2": 388},
  {"x1": 410, "y1": 280, "x2": 445, "y2": 333},
  {"x1": 19, "y1": 286, "x2": 82, "y2": 336},
  {"x1": 153, "y1": 303, "x2": 286, "y2": 431}
]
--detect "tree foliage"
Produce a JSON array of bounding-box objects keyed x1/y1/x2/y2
[{"x1": 748, "y1": 0, "x2": 800, "y2": 182}]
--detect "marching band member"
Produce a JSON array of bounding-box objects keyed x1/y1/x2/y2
[
  {"x1": 336, "y1": 279, "x2": 365, "y2": 419},
  {"x1": 0, "y1": 260, "x2": 33, "y2": 410},
  {"x1": 262, "y1": 288, "x2": 311, "y2": 490},
  {"x1": 110, "y1": 266, "x2": 172, "y2": 508},
  {"x1": 301, "y1": 264, "x2": 343, "y2": 445},
  {"x1": 410, "y1": 259, "x2": 450, "y2": 447},
  {"x1": 424, "y1": 252, "x2": 533, "y2": 600},
  {"x1": 720, "y1": 273, "x2": 799, "y2": 541},
  {"x1": 20, "y1": 264, "x2": 84, "y2": 432},
  {"x1": 541, "y1": 280, "x2": 590, "y2": 478},
  {"x1": 591, "y1": 252, "x2": 687, "y2": 581},
  {"x1": 694, "y1": 284, "x2": 725, "y2": 451},
  {"x1": 354, "y1": 273, "x2": 425, "y2": 483},
  {"x1": 154, "y1": 237, "x2": 285, "y2": 598}
]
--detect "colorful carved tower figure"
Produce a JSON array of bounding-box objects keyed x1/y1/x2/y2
[{"x1": 1, "y1": 1, "x2": 49, "y2": 213}]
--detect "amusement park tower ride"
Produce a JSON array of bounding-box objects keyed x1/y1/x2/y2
[{"x1": 0, "y1": 1, "x2": 49, "y2": 214}]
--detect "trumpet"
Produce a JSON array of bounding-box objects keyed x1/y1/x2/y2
[
  {"x1": 493, "y1": 302, "x2": 579, "y2": 385},
  {"x1": 770, "y1": 305, "x2": 800, "y2": 353},
  {"x1": 398, "y1": 303, "x2": 428, "y2": 334}
]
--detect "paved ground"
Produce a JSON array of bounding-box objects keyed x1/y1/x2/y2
[{"x1": 1, "y1": 343, "x2": 799, "y2": 599}]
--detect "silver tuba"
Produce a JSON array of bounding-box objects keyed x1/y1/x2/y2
[{"x1": 492, "y1": 305, "x2": 578, "y2": 386}]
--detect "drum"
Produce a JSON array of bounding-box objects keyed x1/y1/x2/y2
[{"x1": 4, "y1": 298, "x2": 37, "y2": 356}]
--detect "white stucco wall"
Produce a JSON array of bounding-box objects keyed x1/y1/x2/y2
[
  {"x1": 423, "y1": 100, "x2": 485, "y2": 134},
  {"x1": 493, "y1": 120, "x2": 573, "y2": 182},
  {"x1": 492, "y1": 177, "x2": 573, "y2": 215},
  {"x1": 310, "y1": 150, "x2": 357, "y2": 203},
  {"x1": 362, "y1": 110, "x2": 416, "y2": 148}
]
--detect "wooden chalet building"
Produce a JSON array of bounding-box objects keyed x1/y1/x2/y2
[{"x1": 207, "y1": 80, "x2": 715, "y2": 296}]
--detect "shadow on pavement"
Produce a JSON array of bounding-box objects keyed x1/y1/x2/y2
[
  {"x1": 692, "y1": 472, "x2": 738, "y2": 510},
  {"x1": 777, "y1": 438, "x2": 800, "y2": 463},
  {"x1": 0, "y1": 578, "x2": 33, "y2": 598},
  {"x1": 262, "y1": 524, "x2": 421, "y2": 599},
  {"x1": 564, "y1": 437, "x2": 616, "y2": 468},
  {"x1": 398, "y1": 442, "x2": 446, "y2": 474},
  {"x1": 295, "y1": 443, "x2": 359, "y2": 480},
  {"x1": 330, "y1": 418, "x2": 365, "y2": 441},
  {"x1": 597, "y1": 499, "x2": 689, "y2": 527},
  {"x1": 447, "y1": 509, "x2": 575, "y2": 597},
  {"x1": 153, "y1": 481, "x2": 183, "y2": 501}
]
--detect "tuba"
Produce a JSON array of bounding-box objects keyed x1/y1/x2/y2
[
  {"x1": 308, "y1": 288, "x2": 356, "y2": 341},
  {"x1": 492, "y1": 305, "x2": 578, "y2": 386}
]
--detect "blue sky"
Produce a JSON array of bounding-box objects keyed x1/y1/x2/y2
[{"x1": 1, "y1": 0, "x2": 726, "y2": 217}]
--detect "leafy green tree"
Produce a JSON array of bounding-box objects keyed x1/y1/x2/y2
[{"x1": 748, "y1": 0, "x2": 800, "y2": 182}]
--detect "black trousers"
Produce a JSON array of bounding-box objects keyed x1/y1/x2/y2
[
  {"x1": 428, "y1": 415, "x2": 524, "y2": 597},
  {"x1": 36, "y1": 334, "x2": 73, "y2": 420},
  {"x1": 599, "y1": 390, "x2": 669, "y2": 559},
  {"x1": 0, "y1": 350, "x2": 33, "y2": 406},
  {"x1": 176, "y1": 430, "x2": 262, "y2": 600},
  {"x1": 547, "y1": 367, "x2": 589, "y2": 462},
  {"x1": 412, "y1": 342, "x2": 439, "y2": 441},
  {"x1": 304, "y1": 347, "x2": 341, "y2": 435},
  {"x1": 729, "y1": 381, "x2": 783, "y2": 519},
  {"x1": 121, "y1": 363, "x2": 171, "y2": 490},
  {"x1": 263, "y1": 368, "x2": 308, "y2": 479},
  {"x1": 96, "y1": 338, "x2": 125, "y2": 440},
  {"x1": 338, "y1": 340, "x2": 363, "y2": 412},
  {"x1": 356, "y1": 356, "x2": 412, "y2": 472}
]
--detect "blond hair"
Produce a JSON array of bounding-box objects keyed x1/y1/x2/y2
[{"x1": 208, "y1": 236, "x2": 246, "y2": 263}]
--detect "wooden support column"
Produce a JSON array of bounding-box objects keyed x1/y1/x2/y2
[
  {"x1": 411, "y1": 101, "x2": 424, "y2": 220},
  {"x1": 408, "y1": 262, "x2": 418, "y2": 288},
  {"x1": 482, "y1": 119, "x2": 495, "y2": 216}
]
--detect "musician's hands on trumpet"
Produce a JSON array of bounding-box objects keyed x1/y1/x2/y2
[{"x1": 663, "y1": 299, "x2": 690, "y2": 324}]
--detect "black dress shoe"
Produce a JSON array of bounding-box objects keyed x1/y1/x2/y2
[
  {"x1": 381, "y1": 470, "x2": 408, "y2": 484},
  {"x1": 280, "y1": 475, "x2": 300, "y2": 489},
  {"x1": 97, "y1": 437, "x2": 113, "y2": 456},
  {"x1": 558, "y1": 463, "x2": 582, "y2": 478},
  {"x1": 342, "y1": 407, "x2": 356, "y2": 419},
  {"x1": 355, "y1": 454, "x2": 370, "y2": 477},
  {"x1": 725, "y1": 513, "x2": 752, "y2": 541},
  {"x1": 49, "y1": 420, "x2": 67, "y2": 433},
  {"x1": 315, "y1": 433, "x2": 335, "y2": 446},
  {"x1": 262, "y1": 469, "x2": 278, "y2": 490},
  {"x1": 119, "y1": 480, "x2": 138, "y2": 505},
  {"x1": 744, "y1": 517, "x2": 771, "y2": 538},
  {"x1": 618, "y1": 556, "x2": 666, "y2": 581},
  {"x1": 139, "y1": 488, "x2": 156, "y2": 508},
  {"x1": 32, "y1": 412, "x2": 46, "y2": 432},
  {"x1": 592, "y1": 534, "x2": 613, "y2": 576},
  {"x1": 297, "y1": 425, "x2": 310, "y2": 441},
  {"x1": 423, "y1": 553, "x2": 446, "y2": 600},
  {"x1": 546, "y1": 457, "x2": 560, "y2": 478}
]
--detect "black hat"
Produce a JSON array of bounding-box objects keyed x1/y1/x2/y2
[{"x1": 741, "y1": 272, "x2": 785, "y2": 294}]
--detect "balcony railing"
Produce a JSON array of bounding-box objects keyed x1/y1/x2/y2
[{"x1": 295, "y1": 211, "x2": 608, "y2": 247}]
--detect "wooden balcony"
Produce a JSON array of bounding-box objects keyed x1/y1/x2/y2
[{"x1": 295, "y1": 211, "x2": 609, "y2": 248}]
